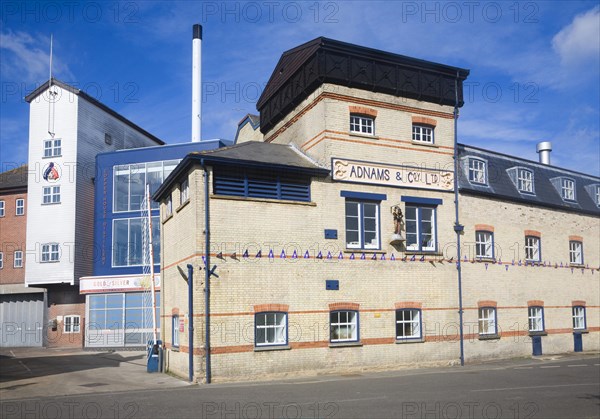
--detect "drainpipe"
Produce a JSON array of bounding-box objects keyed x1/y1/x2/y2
[
  {"x1": 453, "y1": 71, "x2": 465, "y2": 367},
  {"x1": 201, "y1": 159, "x2": 212, "y2": 384},
  {"x1": 186, "y1": 264, "x2": 194, "y2": 382}
]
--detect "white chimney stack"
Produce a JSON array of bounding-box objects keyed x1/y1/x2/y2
[
  {"x1": 191, "y1": 24, "x2": 202, "y2": 142},
  {"x1": 536, "y1": 141, "x2": 552, "y2": 165}
]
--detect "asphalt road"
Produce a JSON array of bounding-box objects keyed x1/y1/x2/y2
[{"x1": 1, "y1": 353, "x2": 599, "y2": 419}]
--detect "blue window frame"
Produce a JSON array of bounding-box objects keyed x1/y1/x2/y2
[
  {"x1": 214, "y1": 168, "x2": 311, "y2": 202},
  {"x1": 405, "y1": 206, "x2": 437, "y2": 252},
  {"x1": 345, "y1": 200, "x2": 380, "y2": 250},
  {"x1": 330, "y1": 310, "x2": 359, "y2": 343},
  {"x1": 255, "y1": 312, "x2": 288, "y2": 347},
  {"x1": 528, "y1": 306, "x2": 544, "y2": 332},
  {"x1": 395, "y1": 309, "x2": 422, "y2": 340},
  {"x1": 475, "y1": 230, "x2": 494, "y2": 259},
  {"x1": 478, "y1": 307, "x2": 497, "y2": 335},
  {"x1": 572, "y1": 306, "x2": 586, "y2": 330}
]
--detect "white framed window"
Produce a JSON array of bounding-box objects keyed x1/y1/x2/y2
[
  {"x1": 15, "y1": 198, "x2": 24, "y2": 216},
  {"x1": 478, "y1": 307, "x2": 497, "y2": 335},
  {"x1": 412, "y1": 125, "x2": 434, "y2": 144},
  {"x1": 468, "y1": 158, "x2": 487, "y2": 185},
  {"x1": 0, "y1": 200, "x2": 4, "y2": 217},
  {"x1": 345, "y1": 200, "x2": 380, "y2": 250},
  {"x1": 13, "y1": 251, "x2": 23, "y2": 268},
  {"x1": 112, "y1": 217, "x2": 160, "y2": 267},
  {"x1": 0, "y1": 252, "x2": 3, "y2": 269},
  {"x1": 525, "y1": 236, "x2": 541, "y2": 262},
  {"x1": 330, "y1": 310, "x2": 358, "y2": 343},
  {"x1": 475, "y1": 230, "x2": 494, "y2": 259},
  {"x1": 596, "y1": 185, "x2": 600, "y2": 206},
  {"x1": 561, "y1": 178, "x2": 575, "y2": 201},
  {"x1": 64, "y1": 315, "x2": 80, "y2": 333},
  {"x1": 572, "y1": 306, "x2": 586, "y2": 330},
  {"x1": 172, "y1": 315, "x2": 180, "y2": 347},
  {"x1": 180, "y1": 178, "x2": 189, "y2": 204},
  {"x1": 44, "y1": 139, "x2": 62, "y2": 157},
  {"x1": 255, "y1": 312, "x2": 287, "y2": 347},
  {"x1": 406, "y1": 206, "x2": 436, "y2": 252},
  {"x1": 528, "y1": 306, "x2": 544, "y2": 332},
  {"x1": 43, "y1": 186, "x2": 61, "y2": 204},
  {"x1": 349, "y1": 114, "x2": 374, "y2": 135},
  {"x1": 41, "y1": 243, "x2": 60, "y2": 263},
  {"x1": 569, "y1": 241, "x2": 583, "y2": 265},
  {"x1": 396, "y1": 309, "x2": 421, "y2": 339},
  {"x1": 517, "y1": 169, "x2": 534, "y2": 193},
  {"x1": 165, "y1": 195, "x2": 173, "y2": 218}
]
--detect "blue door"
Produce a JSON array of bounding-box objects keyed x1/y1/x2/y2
[
  {"x1": 532, "y1": 335, "x2": 542, "y2": 356},
  {"x1": 574, "y1": 333, "x2": 583, "y2": 352}
]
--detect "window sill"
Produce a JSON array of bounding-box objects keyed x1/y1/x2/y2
[
  {"x1": 528, "y1": 331, "x2": 547, "y2": 337},
  {"x1": 171, "y1": 346, "x2": 180, "y2": 352},
  {"x1": 349, "y1": 132, "x2": 378, "y2": 140},
  {"x1": 254, "y1": 345, "x2": 291, "y2": 352},
  {"x1": 162, "y1": 214, "x2": 173, "y2": 224},
  {"x1": 344, "y1": 249, "x2": 384, "y2": 254},
  {"x1": 573, "y1": 329, "x2": 589, "y2": 334},
  {"x1": 478, "y1": 334, "x2": 500, "y2": 341},
  {"x1": 42, "y1": 202, "x2": 61, "y2": 206},
  {"x1": 569, "y1": 263, "x2": 585, "y2": 268},
  {"x1": 404, "y1": 251, "x2": 443, "y2": 256},
  {"x1": 40, "y1": 261, "x2": 60, "y2": 264},
  {"x1": 395, "y1": 337, "x2": 424, "y2": 344},
  {"x1": 475, "y1": 257, "x2": 496, "y2": 263},
  {"x1": 411, "y1": 141, "x2": 438, "y2": 148},
  {"x1": 176, "y1": 199, "x2": 190, "y2": 212},
  {"x1": 329, "y1": 341, "x2": 362, "y2": 348},
  {"x1": 42, "y1": 155, "x2": 62, "y2": 159},
  {"x1": 210, "y1": 195, "x2": 316, "y2": 206}
]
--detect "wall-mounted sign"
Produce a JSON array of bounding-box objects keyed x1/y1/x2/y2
[
  {"x1": 179, "y1": 319, "x2": 185, "y2": 333},
  {"x1": 79, "y1": 274, "x2": 161, "y2": 294},
  {"x1": 332, "y1": 158, "x2": 453, "y2": 191},
  {"x1": 43, "y1": 162, "x2": 61, "y2": 182}
]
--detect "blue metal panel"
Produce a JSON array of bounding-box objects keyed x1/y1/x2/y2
[
  {"x1": 326, "y1": 280, "x2": 339, "y2": 290},
  {"x1": 213, "y1": 170, "x2": 310, "y2": 202},
  {"x1": 532, "y1": 335, "x2": 542, "y2": 356},
  {"x1": 340, "y1": 191, "x2": 387, "y2": 201},
  {"x1": 574, "y1": 333, "x2": 583, "y2": 352},
  {"x1": 401, "y1": 196, "x2": 443, "y2": 206},
  {"x1": 324, "y1": 229, "x2": 338, "y2": 239}
]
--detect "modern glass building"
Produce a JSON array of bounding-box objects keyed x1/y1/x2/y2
[{"x1": 80, "y1": 140, "x2": 229, "y2": 348}]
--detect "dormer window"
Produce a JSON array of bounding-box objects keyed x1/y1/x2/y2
[
  {"x1": 517, "y1": 168, "x2": 534, "y2": 193},
  {"x1": 350, "y1": 114, "x2": 374, "y2": 135},
  {"x1": 561, "y1": 178, "x2": 575, "y2": 201},
  {"x1": 596, "y1": 186, "x2": 600, "y2": 206},
  {"x1": 468, "y1": 158, "x2": 487, "y2": 185}
]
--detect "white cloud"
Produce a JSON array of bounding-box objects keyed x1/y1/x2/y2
[
  {"x1": 0, "y1": 30, "x2": 73, "y2": 83},
  {"x1": 552, "y1": 6, "x2": 600, "y2": 67}
]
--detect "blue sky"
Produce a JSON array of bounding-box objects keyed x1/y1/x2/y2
[{"x1": 1, "y1": 1, "x2": 599, "y2": 175}]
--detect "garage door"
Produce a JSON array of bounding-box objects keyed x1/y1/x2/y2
[{"x1": 0, "y1": 293, "x2": 44, "y2": 347}]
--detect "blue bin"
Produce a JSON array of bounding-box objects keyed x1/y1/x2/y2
[{"x1": 147, "y1": 340, "x2": 163, "y2": 373}]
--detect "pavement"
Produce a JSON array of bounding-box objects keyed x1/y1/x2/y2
[
  {"x1": 0, "y1": 348, "x2": 599, "y2": 418},
  {"x1": 0, "y1": 347, "x2": 187, "y2": 400}
]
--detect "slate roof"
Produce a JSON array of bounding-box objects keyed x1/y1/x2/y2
[
  {"x1": 0, "y1": 165, "x2": 28, "y2": 193},
  {"x1": 153, "y1": 142, "x2": 329, "y2": 201},
  {"x1": 25, "y1": 78, "x2": 164, "y2": 145},
  {"x1": 458, "y1": 144, "x2": 600, "y2": 216}
]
